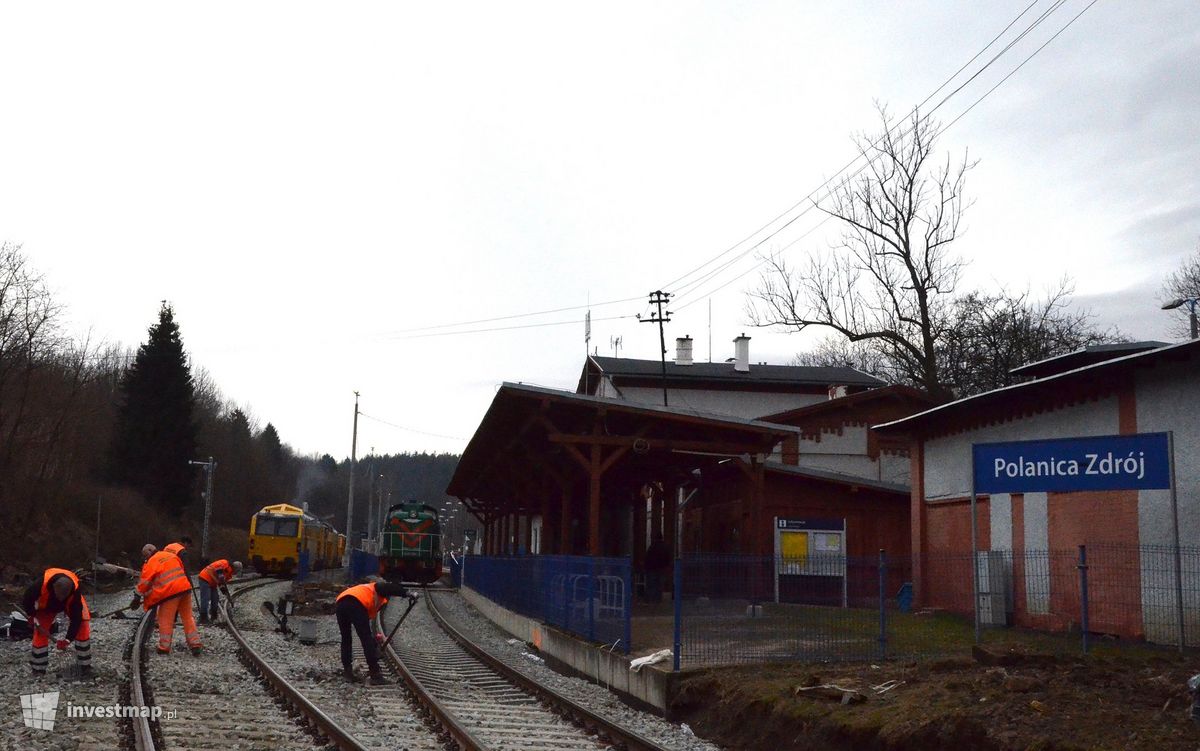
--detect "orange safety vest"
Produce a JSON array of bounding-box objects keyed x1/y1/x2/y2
[
  {"x1": 336, "y1": 583, "x2": 388, "y2": 619},
  {"x1": 199, "y1": 559, "x2": 233, "y2": 588},
  {"x1": 137, "y1": 551, "x2": 190, "y2": 609},
  {"x1": 36, "y1": 568, "x2": 90, "y2": 620}
]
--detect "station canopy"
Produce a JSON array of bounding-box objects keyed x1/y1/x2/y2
[{"x1": 448, "y1": 382, "x2": 799, "y2": 555}]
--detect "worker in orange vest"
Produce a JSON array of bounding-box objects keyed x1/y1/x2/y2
[
  {"x1": 335, "y1": 579, "x2": 413, "y2": 684},
  {"x1": 132, "y1": 542, "x2": 202, "y2": 655},
  {"x1": 21, "y1": 568, "x2": 92, "y2": 678},
  {"x1": 197, "y1": 559, "x2": 242, "y2": 624}
]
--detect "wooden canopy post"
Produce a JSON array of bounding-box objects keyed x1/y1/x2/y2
[
  {"x1": 560, "y1": 487, "x2": 572, "y2": 555},
  {"x1": 588, "y1": 433, "x2": 602, "y2": 556},
  {"x1": 665, "y1": 486, "x2": 678, "y2": 556},
  {"x1": 633, "y1": 486, "x2": 647, "y2": 569},
  {"x1": 651, "y1": 491, "x2": 663, "y2": 542}
]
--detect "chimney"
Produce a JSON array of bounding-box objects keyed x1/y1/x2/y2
[
  {"x1": 733, "y1": 334, "x2": 750, "y2": 373},
  {"x1": 675, "y1": 336, "x2": 693, "y2": 366}
]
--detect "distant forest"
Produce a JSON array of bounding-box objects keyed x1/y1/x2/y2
[
  {"x1": 295, "y1": 451, "x2": 464, "y2": 543},
  {"x1": 0, "y1": 244, "x2": 462, "y2": 570}
]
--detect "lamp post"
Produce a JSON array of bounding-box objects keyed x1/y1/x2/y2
[
  {"x1": 1162, "y1": 297, "x2": 1199, "y2": 340},
  {"x1": 189, "y1": 457, "x2": 216, "y2": 560}
]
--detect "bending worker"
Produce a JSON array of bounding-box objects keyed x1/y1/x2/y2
[
  {"x1": 133, "y1": 542, "x2": 202, "y2": 656},
  {"x1": 22, "y1": 568, "x2": 92, "y2": 678},
  {"x1": 197, "y1": 559, "x2": 242, "y2": 624},
  {"x1": 335, "y1": 579, "x2": 414, "y2": 685}
]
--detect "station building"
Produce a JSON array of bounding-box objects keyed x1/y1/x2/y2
[
  {"x1": 449, "y1": 337, "x2": 937, "y2": 604},
  {"x1": 875, "y1": 339, "x2": 1200, "y2": 642}
]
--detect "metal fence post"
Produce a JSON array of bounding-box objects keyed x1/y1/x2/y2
[
  {"x1": 623, "y1": 557, "x2": 633, "y2": 655},
  {"x1": 1077, "y1": 544, "x2": 1089, "y2": 655},
  {"x1": 878, "y1": 549, "x2": 887, "y2": 660},
  {"x1": 588, "y1": 557, "x2": 597, "y2": 643},
  {"x1": 672, "y1": 555, "x2": 682, "y2": 672}
]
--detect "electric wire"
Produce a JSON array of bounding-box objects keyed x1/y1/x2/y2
[
  {"x1": 383, "y1": 313, "x2": 637, "y2": 340},
  {"x1": 666, "y1": 4, "x2": 1070, "y2": 308},
  {"x1": 670, "y1": 0, "x2": 1097, "y2": 313},
  {"x1": 358, "y1": 411, "x2": 468, "y2": 442},
  {"x1": 658, "y1": 0, "x2": 1047, "y2": 296},
  {"x1": 383, "y1": 294, "x2": 643, "y2": 335}
]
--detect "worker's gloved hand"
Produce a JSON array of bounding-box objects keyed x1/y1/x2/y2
[
  {"x1": 129, "y1": 594, "x2": 142, "y2": 610},
  {"x1": 55, "y1": 639, "x2": 70, "y2": 651},
  {"x1": 374, "y1": 632, "x2": 385, "y2": 645}
]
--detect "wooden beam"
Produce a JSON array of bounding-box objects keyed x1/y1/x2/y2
[
  {"x1": 547, "y1": 433, "x2": 775, "y2": 456},
  {"x1": 589, "y1": 418, "x2": 602, "y2": 556}
]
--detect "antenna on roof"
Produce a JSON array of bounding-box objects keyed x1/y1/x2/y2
[{"x1": 610, "y1": 335, "x2": 623, "y2": 358}]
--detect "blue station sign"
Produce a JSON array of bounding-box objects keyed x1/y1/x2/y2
[{"x1": 973, "y1": 432, "x2": 1172, "y2": 494}]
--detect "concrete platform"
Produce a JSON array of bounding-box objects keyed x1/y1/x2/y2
[{"x1": 460, "y1": 585, "x2": 675, "y2": 715}]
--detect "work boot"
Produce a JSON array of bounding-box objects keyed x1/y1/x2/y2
[
  {"x1": 198, "y1": 615, "x2": 209, "y2": 625},
  {"x1": 156, "y1": 648, "x2": 170, "y2": 655},
  {"x1": 76, "y1": 665, "x2": 95, "y2": 680},
  {"x1": 190, "y1": 646, "x2": 203, "y2": 657},
  {"x1": 366, "y1": 669, "x2": 388, "y2": 686},
  {"x1": 342, "y1": 667, "x2": 360, "y2": 683}
]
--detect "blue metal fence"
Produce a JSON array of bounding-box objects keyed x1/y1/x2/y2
[
  {"x1": 296, "y1": 551, "x2": 311, "y2": 582},
  {"x1": 464, "y1": 555, "x2": 632, "y2": 653},
  {"x1": 347, "y1": 549, "x2": 380, "y2": 583}
]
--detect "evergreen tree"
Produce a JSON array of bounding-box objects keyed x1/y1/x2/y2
[{"x1": 109, "y1": 302, "x2": 198, "y2": 514}]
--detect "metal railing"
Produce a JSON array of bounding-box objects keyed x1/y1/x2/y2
[
  {"x1": 673, "y1": 544, "x2": 1200, "y2": 668},
  {"x1": 464, "y1": 555, "x2": 632, "y2": 652}
]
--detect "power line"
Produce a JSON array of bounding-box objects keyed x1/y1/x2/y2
[
  {"x1": 358, "y1": 412, "x2": 468, "y2": 442},
  {"x1": 383, "y1": 295, "x2": 643, "y2": 335},
  {"x1": 668, "y1": 0, "x2": 1095, "y2": 312},
  {"x1": 661, "y1": 0, "x2": 1066, "y2": 301},
  {"x1": 384, "y1": 313, "x2": 637, "y2": 340}
]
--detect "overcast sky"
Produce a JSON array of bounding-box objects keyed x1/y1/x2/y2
[{"x1": 2, "y1": 1, "x2": 1197, "y2": 458}]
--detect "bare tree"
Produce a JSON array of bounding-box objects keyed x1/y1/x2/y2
[
  {"x1": 1161, "y1": 240, "x2": 1200, "y2": 339},
  {"x1": 749, "y1": 106, "x2": 974, "y2": 399},
  {"x1": 938, "y1": 282, "x2": 1122, "y2": 396}
]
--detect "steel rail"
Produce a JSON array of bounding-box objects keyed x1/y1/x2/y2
[
  {"x1": 221, "y1": 578, "x2": 372, "y2": 751},
  {"x1": 422, "y1": 590, "x2": 670, "y2": 751},
  {"x1": 129, "y1": 579, "x2": 277, "y2": 751},
  {"x1": 129, "y1": 603, "x2": 156, "y2": 751},
  {"x1": 377, "y1": 606, "x2": 489, "y2": 750}
]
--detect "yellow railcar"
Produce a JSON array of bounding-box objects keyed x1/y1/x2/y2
[
  {"x1": 249, "y1": 503, "x2": 306, "y2": 575},
  {"x1": 250, "y1": 504, "x2": 342, "y2": 575}
]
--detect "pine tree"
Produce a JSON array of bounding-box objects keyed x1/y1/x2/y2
[{"x1": 109, "y1": 302, "x2": 198, "y2": 514}]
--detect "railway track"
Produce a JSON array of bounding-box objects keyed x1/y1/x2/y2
[
  {"x1": 128, "y1": 577, "x2": 327, "y2": 751},
  {"x1": 380, "y1": 589, "x2": 673, "y2": 751}
]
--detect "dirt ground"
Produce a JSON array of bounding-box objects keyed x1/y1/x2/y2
[{"x1": 670, "y1": 644, "x2": 1200, "y2": 750}]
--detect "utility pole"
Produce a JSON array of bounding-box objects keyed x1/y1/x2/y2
[
  {"x1": 189, "y1": 457, "x2": 216, "y2": 560},
  {"x1": 366, "y1": 449, "x2": 376, "y2": 547},
  {"x1": 345, "y1": 392, "x2": 360, "y2": 564},
  {"x1": 637, "y1": 290, "x2": 673, "y2": 406}
]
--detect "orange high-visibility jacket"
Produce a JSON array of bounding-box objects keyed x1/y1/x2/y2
[
  {"x1": 137, "y1": 551, "x2": 190, "y2": 609},
  {"x1": 336, "y1": 583, "x2": 388, "y2": 619},
  {"x1": 199, "y1": 559, "x2": 234, "y2": 588},
  {"x1": 35, "y1": 568, "x2": 90, "y2": 620}
]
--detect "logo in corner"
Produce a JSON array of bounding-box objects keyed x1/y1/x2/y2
[{"x1": 20, "y1": 691, "x2": 60, "y2": 731}]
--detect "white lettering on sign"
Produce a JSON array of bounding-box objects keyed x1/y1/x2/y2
[{"x1": 992, "y1": 452, "x2": 1146, "y2": 481}]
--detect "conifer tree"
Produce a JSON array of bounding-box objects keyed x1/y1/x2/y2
[{"x1": 110, "y1": 302, "x2": 198, "y2": 514}]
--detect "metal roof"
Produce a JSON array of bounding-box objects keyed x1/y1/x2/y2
[
  {"x1": 498, "y1": 381, "x2": 804, "y2": 435},
  {"x1": 875, "y1": 338, "x2": 1200, "y2": 435},
  {"x1": 1008, "y1": 341, "x2": 1171, "y2": 379},
  {"x1": 581, "y1": 356, "x2": 884, "y2": 389},
  {"x1": 763, "y1": 462, "x2": 910, "y2": 495}
]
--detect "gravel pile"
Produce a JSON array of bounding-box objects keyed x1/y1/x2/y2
[
  {"x1": 231, "y1": 584, "x2": 445, "y2": 751},
  {"x1": 145, "y1": 578, "x2": 321, "y2": 750},
  {"x1": 0, "y1": 588, "x2": 137, "y2": 750},
  {"x1": 431, "y1": 592, "x2": 721, "y2": 751}
]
